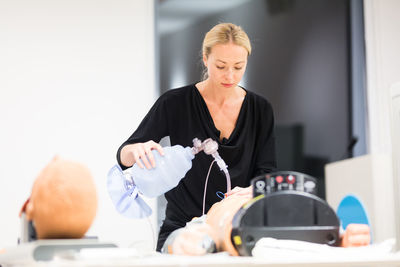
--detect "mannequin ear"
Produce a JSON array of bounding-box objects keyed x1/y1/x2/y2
[{"x1": 25, "y1": 202, "x2": 34, "y2": 221}]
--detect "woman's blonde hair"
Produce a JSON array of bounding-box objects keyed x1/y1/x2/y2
[{"x1": 201, "y1": 23, "x2": 251, "y2": 79}]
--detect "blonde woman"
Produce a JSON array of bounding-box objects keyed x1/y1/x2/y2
[{"x1": 117, "y1": 23, "x2": 276, "y2": 251}]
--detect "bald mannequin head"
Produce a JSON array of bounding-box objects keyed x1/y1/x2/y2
[{"x1": 24, "y1": 156, "x2": 97, "y2": 239}]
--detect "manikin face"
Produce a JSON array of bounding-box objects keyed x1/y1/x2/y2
[{"x1": 203, "y1": 42, "x2": 248, "y2": 90}]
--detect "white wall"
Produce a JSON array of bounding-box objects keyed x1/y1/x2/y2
[
  {"x1": 364, "y1": 0, "x2": 400, "y2": 155},
  {"x1": 0, "y1": 0, "x2": 157, "y2": 248},
  {"x1": 364, "y1": 0, "x2": 400, "y2": 243}
]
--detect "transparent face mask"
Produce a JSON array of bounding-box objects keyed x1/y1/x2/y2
[{"x1": 107, "y1": 164, "x2": 152, "y2": 218}]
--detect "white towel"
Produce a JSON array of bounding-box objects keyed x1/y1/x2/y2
[{"x1": 252, "y1": 237, "x2": 396, "y2": 262}]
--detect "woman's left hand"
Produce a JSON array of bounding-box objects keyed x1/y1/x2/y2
[{"x1": 225, "y1": 185, "x2": 253, "y2": 199}]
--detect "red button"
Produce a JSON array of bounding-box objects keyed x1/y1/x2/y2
[
  {"x1": 276, "y1": 175, "x2": 283, "y2": 183},
  {"x1": 286, "y1": 175, "x2": 295, "y2": 184}
]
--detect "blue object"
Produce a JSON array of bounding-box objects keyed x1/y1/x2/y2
[
  {"x1": 107, "y1": 145, "x2": 195, "y2": 218},
  {"x1": 216, "y1": 191, "x2": 225, "y2": 200},
  {"x1": 337, "y1": 194, "x2": 371, "y2": 232}
]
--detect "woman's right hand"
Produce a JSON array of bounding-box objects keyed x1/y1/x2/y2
[{"x1": 120, "y1": 140, "x2": 164, "y2": 169}]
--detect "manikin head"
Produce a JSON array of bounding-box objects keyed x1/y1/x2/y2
[
  {"x1": 170, "y1": 193, "x2": 371, "y2": 255},
  {"x1": 22, "y1": 156, "x2": 98, "y2": 239}
]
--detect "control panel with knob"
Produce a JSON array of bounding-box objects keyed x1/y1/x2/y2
[{"x1": 252, "y1": 171, "x2": 317, "y2": 197}]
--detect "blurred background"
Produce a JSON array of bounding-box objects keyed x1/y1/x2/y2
[{"x1": 157, "y1": 0, "x2": 365, "y2": 201}]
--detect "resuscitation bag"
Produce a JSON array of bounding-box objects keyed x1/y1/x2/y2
[{"x1": 107, "y1": 145, "x2": 195, "y2": 218}]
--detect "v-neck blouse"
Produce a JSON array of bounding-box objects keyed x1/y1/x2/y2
[
  {"x1": 117, "y1": 83, "x2": 276, "y2": 229},
  {"x1": 193, "y1": 85, "x2": 248, "y2": 145}
]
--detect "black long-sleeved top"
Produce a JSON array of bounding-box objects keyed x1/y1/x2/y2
[{"x1": 117, "y1": 84, "x2": 276, "y2": 247}]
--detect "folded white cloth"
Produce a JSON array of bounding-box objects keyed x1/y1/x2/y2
[{"x1": 252, "y1": 237, "x2": 396, "y2": 261}]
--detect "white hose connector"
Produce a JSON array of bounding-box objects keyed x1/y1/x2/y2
[{"x1": 192, "y1": 138, "x2": 203, "y2": 155}]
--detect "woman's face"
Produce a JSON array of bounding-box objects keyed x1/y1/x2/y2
[{"x1": 204, "y1": 42, "x2": 248, "y2": 90}]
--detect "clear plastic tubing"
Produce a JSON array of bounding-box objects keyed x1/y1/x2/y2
[{"x1": 223, "y1": 168, "x2": 231, "y2": 194}]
